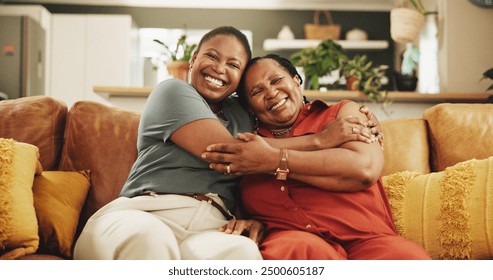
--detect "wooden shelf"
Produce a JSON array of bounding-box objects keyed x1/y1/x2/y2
[
  {"x1": 94, "y1": 86, "x2": 493, "y2": 104},
  {"x1": 263, "y1": 39, "x2": 389, "y2": 51},
  {"x1": 303, "y1": 90, "x2": 493, "y2": 103}
]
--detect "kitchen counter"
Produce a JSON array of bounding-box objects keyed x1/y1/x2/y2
[{"x1": 93, "y1": 86, "x2": 154, "y2": 98}]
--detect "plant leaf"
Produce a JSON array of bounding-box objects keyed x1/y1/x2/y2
[{"x1": 483, "y1": 67, "x2": 493, "y2": 79}]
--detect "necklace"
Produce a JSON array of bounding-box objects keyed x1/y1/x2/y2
[
  {"x1": 213, "y1": 109, "x2": 223, "y2": 116},
  {"x1": 270, "y1": 127, "x2": 292, "y2": 137}
]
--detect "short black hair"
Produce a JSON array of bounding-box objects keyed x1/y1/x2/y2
[
  {"x1": 237, "y1": 54, "x2": 304, "y2": 108},
  {"x1": 196, "y1": 26, "x2": 252, "y2": 61}
]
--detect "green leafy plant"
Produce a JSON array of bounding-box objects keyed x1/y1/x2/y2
[
  {"x1": 397, "y1": 0, "x2": 437, "y2": 15},
  {"x1": 342, "y1": 54, "x2": 372, "y2": 85},
  {"x1": 290, "y1": 40, "x2": 347, "y2": 90},
  {"x1": 153, "y1": 34, "x2": 197, "y2": 62},
  {"x1": 480, "y1": 67, "x2": 493, "y2": 92},
  {"x1": 290, "y1": 39, "x2": 391, "y2": 113},
  {"x1": 401, "y1": 43, "x2": 419, "y2": 76},
  {"x1": 394, "y1": 43, "x2": 419, "y2": 92},
  {"x1": 342, "y1": 55, "x2": 390, "y2": 106}
]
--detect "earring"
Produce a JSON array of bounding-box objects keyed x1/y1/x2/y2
[{"x1": 253, "y1": 115, "x2": 259, "y2": 130}]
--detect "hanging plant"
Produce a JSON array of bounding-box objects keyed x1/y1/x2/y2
[
  {"x1": 409, "y1": 0, "x2": 438, "y2": 16},
  {"x1": 390, "y1": 0, "x2": 437, "y2": 44}
]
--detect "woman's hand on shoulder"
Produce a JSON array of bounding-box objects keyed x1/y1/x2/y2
[
  {"x1": 220, "y1": 218, "x2": 265, "y2": 245},
  {"x1": 317, "y1": 116, "x2": 374, "y2": 149},
  {"x1": 314, "y1": 103, "x2": 385, "y2": 150},
  {"x1": 359, "y1": 104, "x2": 384, "y2": 149}
]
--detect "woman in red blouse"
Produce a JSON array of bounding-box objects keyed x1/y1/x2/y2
[{"x1": 202, "y1": 54, "x2": 430, "y2": 260}]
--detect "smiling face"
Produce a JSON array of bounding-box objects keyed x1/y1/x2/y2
[
  {"x1": 242, "y1": 59, "x2": 304, "y2": 129},
  {"x1": 189, "y1": 34, "x2": 248, "y2": 105}
]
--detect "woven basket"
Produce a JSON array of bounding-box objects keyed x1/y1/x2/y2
[
  {"x1": 304, "y1": 10, "x2": 341, "y2": 40},
  {"x1": 390, "y1": 8, "x2": 425, "y2": 44}
]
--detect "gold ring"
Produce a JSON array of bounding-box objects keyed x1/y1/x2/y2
[
  {"x1": 352, "y1": 127, "x2": 358, "y2": 134},
  {"x1": 226, "y1": 164, "x2": 231, "y2": 174}
]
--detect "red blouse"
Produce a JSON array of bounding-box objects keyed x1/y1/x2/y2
[{"x1": 241, "y1": 100, "x2": 396, "y2": 243}]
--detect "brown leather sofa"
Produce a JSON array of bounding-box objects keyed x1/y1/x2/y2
[{"x1": 1, "y1": 96, "x2": 492, "y2": 260}]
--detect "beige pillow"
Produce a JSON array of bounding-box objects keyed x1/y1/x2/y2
[
  {"x1": 382, "y1": 156, "x2": 493, "y2": 260},
  {"x1": 0, "y1": 138, "x2": 41, "y2": 260},
  {"x1": 33, "y1": 171, "x2": 91, "y2": 259},
  {"x1": 423, "y1": 103, "x2": 493, "y2": 172},
  {"x1": 380, "y1": 118, "x2": 430, "y2": 176}
]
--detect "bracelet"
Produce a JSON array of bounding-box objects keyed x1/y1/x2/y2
[{"x1": 275, "y1": 148, "x2": 289, "y2": 180}]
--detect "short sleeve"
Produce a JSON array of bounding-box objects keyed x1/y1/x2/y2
[{"x1": 137, "y1": 80, "x2": 216, "y2": 149}]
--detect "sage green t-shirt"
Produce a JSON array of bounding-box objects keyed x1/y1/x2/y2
[{"x1": 119, "y1": 79, "x2": 253, "y2": 211}]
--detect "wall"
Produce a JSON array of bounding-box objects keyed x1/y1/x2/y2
[
  {"x1": 438, "y1": 0, "x2": 493, "y2": 93},
  {"x1": 40, "y1": 5, "x2": 394, "y2": 74},
  {"x1": 5, "y1": 1, "x2": 492, "y2": 97}
]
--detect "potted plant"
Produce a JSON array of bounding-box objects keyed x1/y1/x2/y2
[
  {"x1": 290, "y1": 39, "x2": 347, "y2": 90},
  {"x1": 342, "y1": 54, "x2": 390, "y2": 106},
  {"x1": 390, "y1": 0, "x2": 436, "y2": 43},
  {"x1": 290, "y1": 39, "x2": 392, "y2": 115},
  {"x1": 342, "y1": 54, "x2": 372, "y2": 91},
  {"x1": 395, "y1": 42, "x2": 419, "y2": 91},
  {"x1": 153, "y1": 34, "x2": 197, "y2": 81}
]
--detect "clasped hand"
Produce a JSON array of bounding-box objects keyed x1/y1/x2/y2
[
  {"x1": 201, "y1": 113, "x2": 383, "y2": 176},
  {"x1": 202, "y1": 133, "x2": 277, "y2": 176}
]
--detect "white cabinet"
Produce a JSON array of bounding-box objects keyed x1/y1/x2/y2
[{"x1": 50, "y1": 14, "x2": 140, "y2": 108}]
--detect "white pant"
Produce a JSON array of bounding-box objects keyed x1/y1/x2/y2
[{"x1": 73, "y1": 195, "x2": 262, "y2": 260}]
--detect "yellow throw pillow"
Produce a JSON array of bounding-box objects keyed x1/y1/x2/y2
[
  {"x1": 33, "y1": 171, "x2": 91, "y2": 259},
  {"x1": 0, "y1": 138, "x2": 40, "y2": 260},
  {"x1": 382, "y1": 157, "x2": 493, "y2": 260}
]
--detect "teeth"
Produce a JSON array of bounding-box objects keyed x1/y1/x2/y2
[
  {"x1": 270, "y1": 98, "x2": 287, "y2": 110},
  {"x1": 205, "y1": 75, "x2": 224, "y2": 87}
]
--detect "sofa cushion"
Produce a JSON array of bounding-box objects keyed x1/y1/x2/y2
[
  {"x1": 0, "y1": 96, "x2": 67, "y2": 171},
  {"x1": 424, "y1": 103, "x2": 493, "y2": 172},
  {"x1": 33, "y1": 170, "x2": 91, "y2": 259},
  {"x1": 382, "y1": 156, "x2": 493, "y2": 260},
  {"x1": 380, "y1": 118, "x2": 430, "y2": 176},
  {"x1": 59, "y1": 101, "x2": 140, "y2": 234},
  {"x1": 0, "y1": 139, "x2": 42, "y2": 260}
]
